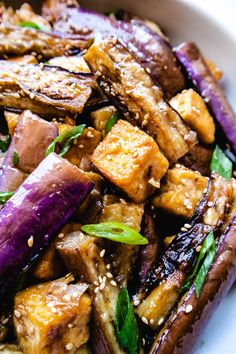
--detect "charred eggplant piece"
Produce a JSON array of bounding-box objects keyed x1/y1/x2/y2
[
  {"x1": 0, "y1": 61, "x2": 95, "y2": 117},
  {"x1": 44, "y1": 4, "x2": 185, "y2": 97},
  {"x1": 0, "y1": 153, "x2": 93, "y2": 300},
  {"x1": 0, "y1": 110, "x2": 58, "y2": 192},
  {"x1": 150, "y1": 211, "x2": 236, "y2": 354},
  {"x1": 180, "y1": 143, "x2": 213, "y2": 176},
  {"x1": 0, "y1": 24, "x2": 91, "y2": 58},
  {"x1": 84, "y1": 39, "x2": 197, "y2": 162},
  {"x1": 175, "y1": 42, "x2": 236, "y2": 155},
  {"x1": 56, "y1": 232, "x2": 124, "y2": 354},
  {"x1": 134, "y1": 174, "x2": 234, "y2": 328},
  {"x1": 14, "y1": 275, "x2": 91, "y2": 354}
]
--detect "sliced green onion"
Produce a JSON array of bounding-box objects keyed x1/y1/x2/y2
[
  {"x1": 0, "y1": 134, "x2": 11, "y2": 152},
  {"x1": 181, "y1": 231, "x2": 216, "y2": 297},
  {"x1": 0, "y1": 191, "x2": 14, "y2": 205},
  {"x1": 210, "y1": 145, "x2": 232, "y2": 179},
  {"x1": 115, "y1": 288, "x2": 139, "y2": 354},
  {"x1": 105, "y1": 113, "x2": 120, "y2": 134},
  {"x1": 19, "y1": 21, "x2": 44, "y2": 30},
  {"x1": 12, "y1": 150, "x2": 19, "y2": 166},
  {"x1": 46, "y1": 124, "x2": 86, "y2": 157},
  {"x1": 81, "y1": 222, "x2": 148, "y2": 245}
]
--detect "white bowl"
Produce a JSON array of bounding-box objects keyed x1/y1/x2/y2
[
  {"x1": 79, "y1": 1, "x2": 236, "y2": 354},
  {"x1": 7, "y1": 0, "x2": 236, "y2": 353}
]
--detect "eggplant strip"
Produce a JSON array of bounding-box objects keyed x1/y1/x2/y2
[
  {"x1": 43, "y1": 3, "x2": 185, "y2": 97},
  {"x1": 84, "y1": 38, "x2": 197, "y2": 162},
  {"x1": 57, "y1": 232, "x2": 124, "y2": 354},
  {"x1": 0, "y1": 153, "x2": 93, "y2": 300},
  {"x1": 150, "y1": 212, "x2": 236, "y2": 354},
  {"x1": 0, "y1": 110, "x2": 58, "y2": 192},
  {"x1": 175, "y1": 42, "x2": 236, "y2": 155},
  {"x1": 0, "y1": 61, "x2": 95, "y2": 117},
  {"x1": 134, "y1": 174, "x2": 234, "y2": 328},
  {"x1": 0, "y1": 24, "x2": 91, "y2": 58}
]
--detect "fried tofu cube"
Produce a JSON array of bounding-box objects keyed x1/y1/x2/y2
[
  {"x1": 90, "y1": 106, "x2": 117, "y2": 133},
  {"x1": 49, "y1": 56, "x2": 90, "y2": 73},
  {"x1": 100, "y1": 198, "x2": 144, "y2": 232},
  {"x1": 92, "y1": 120, "x2": 169, "y2": 202},
  {"x1": 205, "y1": 58, "x2": 223, "y2": 81},
  {"x1": 14, "y1": 276, "x2": 91, "y2": 354},
  {"x1": 153, "y1": 165, "x2": 208, "y2": 218},
  {"x1": 170, "y1": 89, "x2": 215, "y2": 144}
]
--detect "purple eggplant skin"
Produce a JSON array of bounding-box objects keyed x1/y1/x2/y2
[
  {"x1": 175, "y1": 42, "x2": 236, "y2": 155},
  {"x1": 50, "y1": 6, "x2": 185, "y2": 98},
  {"x1": 150, "y1": 213, "x2": 236, "y2": 354},
  {"x1": 0, "y1": 110, "x2": 58, "y2": 192},
  {"x1": 0, "y1": 153, "x2": 93, "y2": 299}
]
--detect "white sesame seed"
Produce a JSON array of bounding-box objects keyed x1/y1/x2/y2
[
  {"x1": 99, "y1": 282, "x2": 106, "y2": 290},
  {"x1": 110, "y1": 280, "x2": 117, "y2": 287},
  {"x1": 141, "y1": 316, "x2": 149, "y2": 325},
  {"x1": 100, "y1": 249, "x2": 106, "y2": 257},
  {"x1": 196, "y1": 245, "x2": 202, "y2": 252},
  {"x1": 27, "y1": 236, "x2": 34, "y2": 248},
  {"x1": 2, "y1": 317, "x2": 9, "y2": 325},
  {"x1": 29, "y1": 92, "x2": 35, "y2": 100},
  {"x1": 106, "y1": 264, "x2": 111, "y2": 269},
  {"x1": 142, "y1": 338, "x2": 146, "y2": 345},
  {"x1": 39, "y1": 63, "x2": 44, "y2": 70},
  {"x1": 14, "y1": 310, "x2": 21, "y2": 319},
  {"x1": 207, "y1": 201, "x2": 213, "y2": 207},
  {"x1": 150, "y1": 319, "x2": 154, "y2": 325},
  {"x1": 58, "y1": 233, "x2": 64, "y2": 239},
  {"x1": 181, "y1": 227, "x2": 187, "y2": 232},
  {"x1": 146, "y1": 67, "x2": 151, "y2": 74},
  {"x1": 106, "y1": 272, "x2": 113, "y2": 278},
  {"x1": 68, "y1": 323, "x2": 74, "y2": 328},
  {"x1": 98, "y1": 275, "x2": 103, "y2": 283},
  {"x1": 79, "y1": 144, "x2": 84, "y2": 149},
  {"x1": 65, "y1": 343, "x2": 74, "y2": 351},
  {"x1": 185, "y1": 304, "x2": 193, "y2": 313},
  {"x1": 175, "y1": 163, "x2": 181, "y2": 168},
  {"x1": 106, "y1": 154, "x2": 112, "y2": 160},
  {"x1": 62, "y1": 294, "x2": 71, "y2": 302},
  {"x1": 94, "y1": 280, "x2": 99, "y2": 286},
  {"x1": 94, "y1": 287, "x2": 100, "y2": 294},
  {"x1": 142, "y1": 119, "x2": 148, "y2": 126},
  {"x1": 158, "y1": 317, "x2": 164, "y2": 326},
  {"x1": 133, "y1": 299, "x2": 140, "y2": 306},
  {"x1": 184, "y1": 223, "x2": 191, "y2": 229},
  {"x1": 17, "y1": 324, "x2": 23, "y2": 334},
  {"x1": 203, "y1": 188, "x2": 208, "y2": 193}
]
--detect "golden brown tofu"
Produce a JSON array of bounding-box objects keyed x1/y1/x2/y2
[
  {"x1": 205, "y1": 58, "x2": 223, "y2": 81},
  {"x1": 100, "y1": 198, "x2": 144, "y2": 232},
  {"x1": 4, "y1": 111, "x2": 20, "y2": 136},
  {"x1": 170, "y1": 89, "x2": 215, "y2": 144},
  {"x1": 14, "y1": 276, "x2": 91, "y2": 354},
  {"x1": 90, "y1": 106, "x2": 117, "y2": 133},
  {"x1": 153, "y1": 165, "x2": 208, "y2": 218},
  {"x1": 92, "y1": 120, "x2": 169, "y2": 202},
  {"x1": 48, "y1": 56, "x2": 90, "y2": 73}
]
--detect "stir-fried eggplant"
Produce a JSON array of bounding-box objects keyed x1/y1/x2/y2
[
  {"x1": 175, "y1": 42, "x2": 236, "y2": 155},
  {"x1": 14, "y1": 276, "x2": 91, "y2": 354},
  {"x1": 150, "y1": 212, "x2": 236, "y2": 354},
  {"x1": 0, "y1": 110, "x2": 58, "y2": 191},
  {"x1": 84, "y1": 38, "x2": 197, "y2": 162},
  {"x1": 0, "y1": 24, "x2": 91, "y2": 58},
  {"x1": 0, "y1": 153, "x2": 93, "y2": 299},
  {"x1": 134, "y1": 174, "x2": 234, "y2": 328},
  {"x1": 56, "y1": 232, "x2": 124, "y2": 354},
  {"x1": 42, "y1": 2, "x2": 185, "y2": 98},
  {"x1": 0, "y1": 61, "x2": 95, "y2": 117}
]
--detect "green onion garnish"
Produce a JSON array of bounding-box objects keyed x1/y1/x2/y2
[
  {"x1": 105, "y1": 113, "x2": 120, "y2": 134},
  {"x1": 81, "y1": 222, "x2": 148, "y2": 245},
  {"x1": 210, "y1": 145, "x2": 232, "y2": 179},
  {"x1": 0, "y1": 191, "x2": 14, "y2": 205},
  {"x1": 181, "y1": 231, "x2": 216, "y2": 297},
  {"x1": 115, "y1": 288, "x2": 139, "y2": 354},
  {"x1": 19, "y1": 21, "x2": 44, "y2": 30},
  {"x1": 46, "y1": 124, "x2": 86, "y2": 157},
  {"x1": 0, "y1": 134, "x2": 11, "y2": 153},
  {"x1": 12, "y1": 150, "x2": 19, "y2": 166}
]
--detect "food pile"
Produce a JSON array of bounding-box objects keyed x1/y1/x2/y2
[{"x1": 0, "y1": 1, "x2": 235, "y2": 353}]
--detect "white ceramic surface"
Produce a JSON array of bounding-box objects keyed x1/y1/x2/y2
[
  {"x1": 82, "y1": 1, "x2": 236, "y2": 353},
  {"x1": 6, "y1": 0, "x2": 236, "y2": 353}
]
